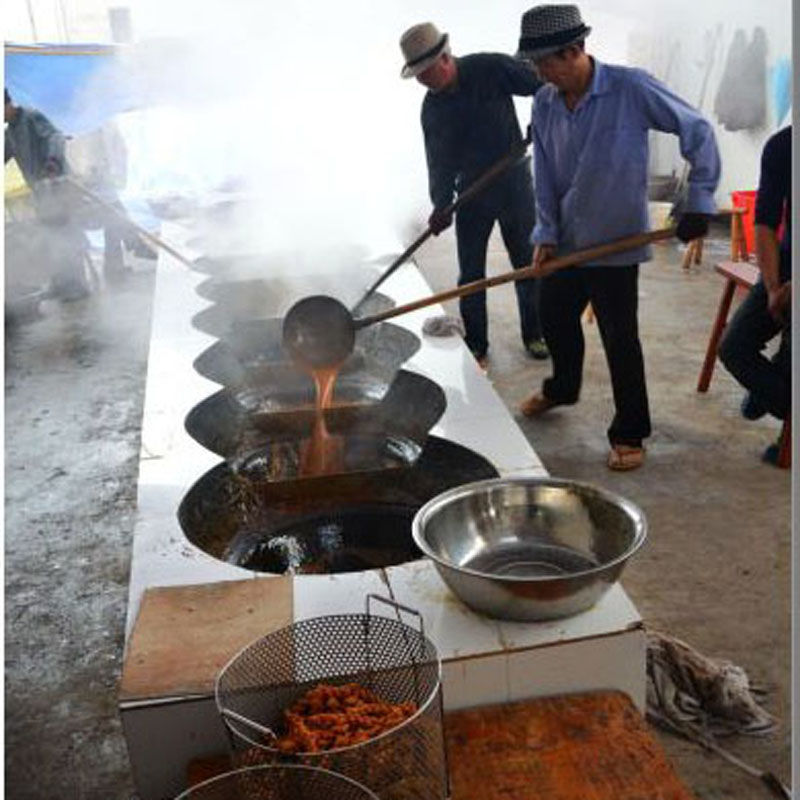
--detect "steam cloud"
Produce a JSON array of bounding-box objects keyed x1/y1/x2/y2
[{"x1": 64, "y1": 0, "x2": 789, "y2": 277}]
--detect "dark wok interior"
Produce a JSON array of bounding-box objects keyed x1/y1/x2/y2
[
  {"x1": 178, "y1": 436, "x2": 498, "y2": 574},
  {"x1": 184, "y1": 369, "x2": 446, "y2": 469},
  {"x1": 191, "y1": 286, "x2": 394, "y2": 339},
  {"x1": 193, "y1": 308, "x2": 419, "y2": 388}
]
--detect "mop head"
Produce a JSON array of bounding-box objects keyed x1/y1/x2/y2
[
  {"x1": 646, "y1": 629, "x2": 776, "y2": 738},
  {"x1": 422, "y1": 314, "x2": 466, "y2": 337}
]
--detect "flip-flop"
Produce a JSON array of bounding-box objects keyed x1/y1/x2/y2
[
  {"x1": 607, "y1": 445, "x2": 645, "y2": 471},
  {"x1": 519, "y1": 392, "x2": 558, "y2": 417}
]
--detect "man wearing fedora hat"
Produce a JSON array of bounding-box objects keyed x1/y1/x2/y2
[
  {"x1": 515, "y1": 4, "x2": 720, "y2": 471},
  {"x1": 399, "y1": 22, "x2": 546, "y2": 367}
]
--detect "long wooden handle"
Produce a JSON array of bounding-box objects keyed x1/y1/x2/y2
[
  {"x1": 353, "y1": 136, "x2": 531, "y2": 310},
  {"x1": 355, "y1": 227, "x2": 675, "y2": 328},
  {"x1": 65, "y1": 177, "x2": 196, "y2": 269}
]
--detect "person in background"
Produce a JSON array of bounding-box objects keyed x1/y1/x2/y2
[
  {"x1": 5, "y1": 88, "x2": 91, "y2": 301},
  {"x1": 399, "y1": 22, "x2": 547, "y2": 369},
  {"x1": 718, "y1": 126, "x2": 791, "y2": 465},
  {"x1": 516, "y1": 5, "x2": 720, "y2": 471},
  {"x1": 69, "y1": 118, "x2": 157, "y2": 282}
]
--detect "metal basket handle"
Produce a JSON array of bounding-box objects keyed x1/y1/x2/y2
[
  {"x1": 365, "y1": 593, "x2": 426, "y2": 640},
  {"x1": 220, "y1": 707, "x2": 278, "y2": 743}
]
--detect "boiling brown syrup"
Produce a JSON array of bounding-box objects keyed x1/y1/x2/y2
[{"x1": 299, "y1": 364, "x2": 345, "y2": 476}]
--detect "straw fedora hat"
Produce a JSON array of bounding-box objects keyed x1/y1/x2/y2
[
  {"x1": 516, "y1": 5, "x2": 591, "y2": 62},
  {"x1": 399, "y1": 22, "x2": 450, "y2": 79}
]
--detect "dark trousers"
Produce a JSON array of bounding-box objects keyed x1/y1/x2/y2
[
  {"x1": 454, "y1": 179, "x2": 541, "y2": 357},
  {"x1": 540, "y1": 264, "x2": 651, "y2": 446},
  {"x1": 718, "y1": 279, "x2": 791, "y2": 420},
  {"x1": 104, "y1": 220, "x2": 126, "y2": 273}
]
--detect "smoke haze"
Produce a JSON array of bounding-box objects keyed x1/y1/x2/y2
[
  {"x1": 100, "y1": 0, "x2": 643, "y2": 267},
  {"x1": 54, "y1": 0, "x2": 790, "y2": 275}
]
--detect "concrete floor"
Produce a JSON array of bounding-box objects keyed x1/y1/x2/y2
[
  {"x1": 416, "y1": 226, "x2": 792, "y2": 799},
  {"x1": 4, "y1": 228, "x2": 791, "y2": 799},
  {"x1": 5, "y1": 269, "x2": 153, "y2": 799}
]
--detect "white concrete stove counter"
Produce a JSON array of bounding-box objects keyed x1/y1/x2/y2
[{"x1": 122, "y1": 231, "x2": 644, "y2": 798}]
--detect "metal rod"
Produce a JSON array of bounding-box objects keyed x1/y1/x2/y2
[
  {"x1": 352, "y1": 135, "x2": 532, "y2": 312},
  {"x1": 649, "y1": 710, "x2": 791, "y2": 799},
  {"x1": 354, "y1": 227, "x2": 676, "y2": 330},
  {"x1": 64, "y1": 177, "x2": 197, "y2": 269},
  {"x1": 220, "y1": 707, "x2": 277, "y2": 741}
]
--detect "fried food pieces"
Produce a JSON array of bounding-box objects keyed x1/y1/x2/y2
[{"x1": 275, "y1": 683, "x2": 417, "y2": 753}]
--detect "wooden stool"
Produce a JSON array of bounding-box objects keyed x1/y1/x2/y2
[
  {"x1": 696, "y1": 260, "x2": 759, "y2": 392},
  {"x1": 681, "y1": 236, "x2": 705, "y2": 270},
  {"x1": 728, "y1": 206, "x2": 749, "y2": 261},
  {"x1": 697, "y1": 260, "x2": 791, "y2": 469}
]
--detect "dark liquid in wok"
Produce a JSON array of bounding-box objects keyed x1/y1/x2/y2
[{"x1": 232, "y1": 505, "x2": 421, "y2": 573}]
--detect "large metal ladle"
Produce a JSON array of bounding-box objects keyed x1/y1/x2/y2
[{"x1": 283, "y1": 227, "x2": 676, "y2": 368}]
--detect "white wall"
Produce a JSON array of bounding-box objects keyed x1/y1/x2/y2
[
  {"x1": 626, "y1": 0, "x2": 792, "y2": 202},
  {"x1": 6, "y1": 0, "x2": 118, "y2": 42}
]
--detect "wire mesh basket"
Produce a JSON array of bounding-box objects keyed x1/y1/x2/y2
[
  {"x1": 174, "y1": 764, "x2": 379, "y2": 799},
  {"x1": 215, "y1": 595, "x2": 447, "y2": 800}
]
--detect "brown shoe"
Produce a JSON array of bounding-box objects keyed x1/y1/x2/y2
[
  {"x1": 520, "y1": 392, "x2": 558, "y2": 417},
  {"x1": 607, "y1": 445, "x2": 645, "y2": 471},
  {"x1": 474, "y1": 354, "x2": 489, "y2": 371}
]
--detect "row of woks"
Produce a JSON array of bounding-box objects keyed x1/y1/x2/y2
[{"x1": 178, "y1": 232, "x2": 498, "y2": 575}]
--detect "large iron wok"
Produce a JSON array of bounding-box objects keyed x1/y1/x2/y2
[
  {"x1": 192, "y1": 287, "x2": 393, "y2": 340},
  {"x1": 184, "y1": 369, "x2": 445, "y2": 480},
  {"x1": 193, "y1": 316, "x2": 420, "y2": 401},
  {"x1": 177, "y1": 436, "x2": 498, "y2": 574}
]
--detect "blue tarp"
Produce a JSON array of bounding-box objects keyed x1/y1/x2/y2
[
  {"x1": 769, "y1": 57, "x2": 792, "y2": 127},
  {"x1": 5, "y1": 43, "x2": 143, "y2": 135}
]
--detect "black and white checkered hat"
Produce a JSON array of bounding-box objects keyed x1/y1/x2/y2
[{"x1": 516, "y1": 5, "x2": 591, "y2": 61}]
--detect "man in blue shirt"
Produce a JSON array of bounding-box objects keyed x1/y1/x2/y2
[
  {"x1": 515, "y1": 5, "x2": 720, "y2": 470},
  {"x1": 719, "y1": 126, "x2": 791, "y2": 465},
  {"x1": 400, "y1": 22, "x2": 547, "y2": 367}
]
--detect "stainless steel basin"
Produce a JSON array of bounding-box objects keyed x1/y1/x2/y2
[{"x1": 412, "y1": 477, "x2": 647, "y2": 621}]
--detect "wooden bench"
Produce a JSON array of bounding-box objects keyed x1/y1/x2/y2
[{"x1": 698, "y1": 260, "x2": 790, "y2": 468}]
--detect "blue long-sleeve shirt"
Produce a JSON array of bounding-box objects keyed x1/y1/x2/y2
[
  {"x1": 421, "y1": 53, "x2": 541, "y2": 210},
  {"x1": 531, "y1": 59, "x2": 721, "y2": 265}
]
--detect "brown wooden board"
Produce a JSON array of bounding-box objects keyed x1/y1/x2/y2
[
  {"x1": 120, "y1": 577, "x2": 292, "y2": 702},
  {"x1": 188, "y1": 691, "x2": 697, "y2": 799},
  {"x1": 444, "y1": 691, "x2": 697, "y2": 800}
]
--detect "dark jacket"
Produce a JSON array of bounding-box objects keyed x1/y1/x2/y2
[
  {"x1": 755, "y1": 126, "x2": 791, "y2": 280},
  {"x1": 421, "y1": 53, "x2": 541, "y2": 209},
  {"x1": 5, "y1": 106, "x2": 67, "y2": 186}
]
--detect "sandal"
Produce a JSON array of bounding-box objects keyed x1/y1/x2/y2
[
  {"x1": 520, "y1": 392, "x2": 558, "y2": 417},
  {"x1": 607, "y1": 444, "x2": 645, "y2": 471}
]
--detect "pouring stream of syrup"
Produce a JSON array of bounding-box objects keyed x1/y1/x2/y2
[{"x1": 299, "y1": 364, "x2": 345, "y2": 476}]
